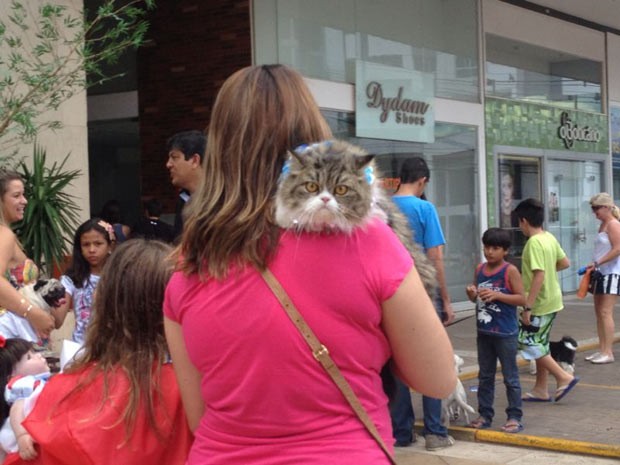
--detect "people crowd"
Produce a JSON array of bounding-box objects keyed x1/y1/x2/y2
[{"x1": 0, "y1": 63, "x2": 613, "y2": 462}]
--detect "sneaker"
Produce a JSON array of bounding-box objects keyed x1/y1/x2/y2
[
  {"x1": 585, "y1": 352, "x2": 600, "y2": 361},
  {"x1": 424, "y1": 434, "x2": 455, "y2": 451}
]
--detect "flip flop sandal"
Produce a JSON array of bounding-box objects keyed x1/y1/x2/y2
[
  {"x1": 501, "y1": 420, "x2": 523, "y2": 434},
  {"x1": 468, "y1": 417, "x2": 491, "y2": 429},
  {"x1": 554, "y1": 376, "x2": 580, "y2": 402},
  {"x1": 522, "y1": 392, "x2": 551, "y2": 402}
]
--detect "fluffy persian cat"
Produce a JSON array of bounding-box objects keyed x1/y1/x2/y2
[{"x1": 274, "y1": 139, "x2": 437, "y2": 297}]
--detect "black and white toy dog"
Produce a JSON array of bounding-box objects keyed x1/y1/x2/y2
[
  {"x1": 550, "y1": 336, "x2": 578, "y2": 374},
  {"x1": 0, "y1": 278, "x2": 66, "y2": 344},
  {"x1": 530, "y1": 335, "x2": 578, "y2": 375}
]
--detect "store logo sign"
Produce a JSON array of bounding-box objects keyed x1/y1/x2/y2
[
  {"x1": 365, "y1": 82, "x2": 430, "y2": 125},
  {"x1": 356, "y1": 61, "x2": 434, "y2": 143},
  {"x1": 557, "y1": 111, "x2": 601, "y2": 149}
]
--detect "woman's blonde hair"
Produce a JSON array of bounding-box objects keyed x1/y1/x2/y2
[
  {"x1": 0, "y1": 170, "x2": 23, "y2": 226},
  {"x1": 590, "y1": 192, "x2": 620, "y2": 220},
  {"x1": 180, "y1": 64, "x2": 332, "y2": 278},
  {"x1": 60, "y1": 239, "x2": 173, "y2": 441}
]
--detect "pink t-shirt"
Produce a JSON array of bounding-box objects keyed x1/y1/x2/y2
[{"x1": 164, "y1": 219, "x2": 412, "y2": 464}]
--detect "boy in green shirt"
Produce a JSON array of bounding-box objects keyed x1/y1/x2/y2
[{"x1": 515, "y1": 199, "x2": 579, "y2": 402}]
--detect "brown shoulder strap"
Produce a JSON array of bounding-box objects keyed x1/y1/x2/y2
[{"x1": 260, "y1": 268, "x2": 397, "y2": 464}]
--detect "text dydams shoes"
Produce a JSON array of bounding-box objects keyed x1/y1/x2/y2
[
  {"x1": 425, "y1": 434, "x2": 455, "y2": 451},
  {"x1": 591, "y1": 354, "x2": 615, "y2": 364}
]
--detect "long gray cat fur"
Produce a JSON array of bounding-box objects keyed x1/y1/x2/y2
[{"x1": 274, "y1": 139, "x2": 437, "y2": 298}]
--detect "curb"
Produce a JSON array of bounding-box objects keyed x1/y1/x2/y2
[
  {"x1": 447, "y1": 426, "x2": 620, "y2": 459},
  {"x1": 444, "y1": 337, "x2": 620, "y2": 458}
]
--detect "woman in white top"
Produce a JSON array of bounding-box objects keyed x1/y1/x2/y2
[{"x1": 587, "y1": 193, "x2": 620, "y2": 364}]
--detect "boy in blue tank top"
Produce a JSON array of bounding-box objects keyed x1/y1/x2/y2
[{"x1": 465, "y1": 228, "x2": 525, "y2": 433}]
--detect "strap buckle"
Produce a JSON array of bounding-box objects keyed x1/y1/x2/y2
[{"x1": 313, "y1": 344, "x2": 329, "y2": 361}]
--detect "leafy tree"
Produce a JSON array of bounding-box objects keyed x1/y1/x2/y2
[{"x1": 0, "y1": 0, "x2": 155, "y2": 156}]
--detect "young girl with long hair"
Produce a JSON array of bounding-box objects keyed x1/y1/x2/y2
[
  {"x1": 54, "y1": 218, "x2": 114, "y2": 344},
  {"x1": 6, "y1": 239, "x2": 192, "y2": 465}
]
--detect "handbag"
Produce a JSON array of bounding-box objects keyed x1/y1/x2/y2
[
  {"x1": 588, "y1": 268, "x2": 603, "y2": 295},
  {"x1": 260, "y1": 268, "x2": 397, "y2": 465}
]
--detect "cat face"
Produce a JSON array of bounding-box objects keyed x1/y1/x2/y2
[{"x1": 275, "y1": 140, "x2": 379, "y2": 233}]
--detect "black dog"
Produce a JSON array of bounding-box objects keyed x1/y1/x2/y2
[{"x1": 550, "y1": 336, "x2": 578, "y2": 374}]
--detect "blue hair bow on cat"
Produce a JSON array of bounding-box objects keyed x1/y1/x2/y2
[
  {"x1": 281, "y1": 159, "x2": 291, "y2": 178},
  {"x1": 364, "y1": 166, "x2": 375, "y2": 185},
  {"x1": 293, "y1": 140, "x2": 333, "y2": 155}
]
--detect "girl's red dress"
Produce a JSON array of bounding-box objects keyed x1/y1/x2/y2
[{"x1": 4, "y1": 363, "x2": 192, "y2": 465}]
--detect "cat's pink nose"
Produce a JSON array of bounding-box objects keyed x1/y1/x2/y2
[{"x1": 320, "y1": 196, "x2": 330, "y2": 203}]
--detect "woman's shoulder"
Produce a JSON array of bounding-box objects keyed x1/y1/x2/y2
[
  {"x1": 606, "y1": 219, "x2": 620, "y2": 232},
  {"x1": 0, "y1": 224, "x2": 19, "y2": 252},
  {"x1": 0, "y1": 223, "x2": 14, "y2": 236}
]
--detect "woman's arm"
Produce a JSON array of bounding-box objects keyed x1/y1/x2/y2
[
  {"x1": 164, "y1": 316, "x2": 205, "y2": 432},
  {"x1": 382, "y1": 266, "x2": 456, "y2": 399},
  {"x1": 0, "y1": 227, "x2": 54, "y2": 336}
]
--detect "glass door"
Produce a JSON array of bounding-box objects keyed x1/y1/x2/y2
[
  {"x1": 546, "y1": 159, "x2": 602, "y2": 292},
  {"x1": 497, "y1": 155, "x2": 542, "y2": 271}
]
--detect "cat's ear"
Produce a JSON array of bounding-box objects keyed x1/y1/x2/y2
[
  {"x1": 354, "y1": 153, "x2": 376, "y2": 169},
  {"x1": 289, "y1": 149, "x2": 307, "y2": 167}
]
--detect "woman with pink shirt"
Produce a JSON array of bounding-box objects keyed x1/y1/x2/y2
[{"x1": 164, "y1": 64, "x2": 456, "y2": 464}]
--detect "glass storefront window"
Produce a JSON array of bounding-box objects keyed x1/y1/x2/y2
[
  {"x1": 546, "y1": 159, "x2": 602, "y2": 292},
  {"x1": 256, "y1": 0, "x2": 480, "y2": 102},
  {"x1": 486, "y1": 34, "x2": 602, "y2": 113},
  {"x1": 611, "y1": 107, "x2": 620, "y2": 199},
  {"x1": 323, "y1": 110, "x2": 480, "y2": 302}
]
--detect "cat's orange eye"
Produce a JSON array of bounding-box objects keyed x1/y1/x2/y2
[
  {"x1": 334, "y1": 185, "x2": 349, "y2": 196},
  {"x1": 305, "y1": 182, "x2": 319, "y2": 193}
]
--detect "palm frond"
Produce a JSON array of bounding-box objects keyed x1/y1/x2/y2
[{"x1": 13, "y1": 143, "x2": 81, "y2": 275}]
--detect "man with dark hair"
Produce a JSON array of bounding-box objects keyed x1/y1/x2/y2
[
  {"x1": 389, "y1": 156, "x2": 455, "y2": 451},
  {"x1": 165, "y1": 130, "x2": 207, "y2": 239},
  {"x1": 131, "y1": 198, "x2": 175, "y2": 243}
]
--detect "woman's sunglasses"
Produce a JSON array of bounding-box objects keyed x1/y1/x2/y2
[{"x1": 591, "y1": 205, "x2": 605, "y2": 211}]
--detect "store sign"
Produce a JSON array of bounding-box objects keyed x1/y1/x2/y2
[
  {"x1": 356, "y1": 61, "x2": 434, "y2": 143},
  {"x1": 557, "y1": 111, "x2": 602, "y2": 149}
]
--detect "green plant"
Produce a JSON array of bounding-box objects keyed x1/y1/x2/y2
[
  {"x1": 14, "y1": 144, "x2": 81, "y2": 275},
  {"x1": 0, "y1": 0, "x2": 155, "y2": 157}
]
